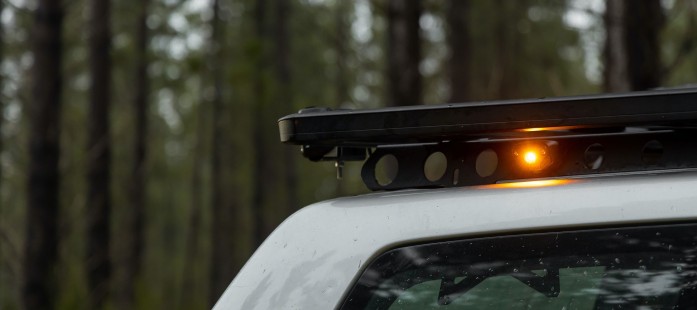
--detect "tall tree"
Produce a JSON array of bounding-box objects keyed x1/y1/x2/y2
[
  {"x1": 446, "y1": 0, "x2": 471, "y2": 102},
  {"x1": 492, "y1": 0, "x2": 521, "y2": 99},
  {"x1": 182, "y1": 55, "x2": 205, "y2": 310},
  {"x1": 274, "y1": 0, "x2": 297, "y2": 213},
  {"x1": 387, "y1": 0, "x2": 422, "y2": 106},
  {"x1": 123, "y1": 0, "x2": 149, "y2": 307},
  {"x1": 22, "y1": 0, "x2": 64, "y2": 309},
  {"x1": 624, "y1": 0, "x2": 664, "y2": 90},
  {"x1": 251, "y1": 0, "x2": 269, "y2": 248},
  {"x1": 604, "y1": 0, "x2": 664, "y2": 91},
  {"x1": 86, "y1": 0, "x2": 112, "y2": 307},
  {"x1": 0, "y1": 0, "x2": 4, "y2": 194},
  {"x1": 603, "y1": 0, "x2": 630, "y2": 92},
  {"x1": 335, "y1": 1, "x2": 350, "y2": 109},
  {"x1": 209, "y1": 0, "x2": 233, "y2": 305}
]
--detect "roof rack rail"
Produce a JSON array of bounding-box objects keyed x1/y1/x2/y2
[{"x1": 278, "y1": 88, "x2": 697, "y2": 190}]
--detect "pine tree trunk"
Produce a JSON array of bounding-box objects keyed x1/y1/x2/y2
[
  {"x1": 209, "y1": 0, "x2": 234, "y2": 305},
  {"x1": 0, "y1": 0, "x2": 4, "y2": 194},
  {"x1": 251, "y1": 0, "x2": 268, "y2": 248},
  {"x1": 447, "y1": 0, "x2": 471, "y2": 102},
  {"x1": 123, "y1": 0, "x2": 149, "y2": 307},
  {"x1": 22, "y1": 1, "x2": 63, "y2": 309},
  {"x1": 182, "y1": 68, "x2": 205, "y2": 309},
  {"x1": 624, "y1": 0, "x2": 663, "y2": 90},
  {"x1": 604, "y1": 0, "x2": 664, "y2": 91},
  {"x1": 387, "y1": 0, "x2": 422, "y2": 106},
  {"x1": 494, "y1": 0, "x2": 512, "y2": 99},
  {"x1": 335, "y1": 1, "x2": 350, "y2": 109},
  {"x1": 603, "y1": 0, "x2": 630, "y2": 92},
  {"x1": 274, "y1": 0, "x2": 298, "y2": 213},
  {"x1": 86, "y1": 0, "x2": 112, "y2": 307}
]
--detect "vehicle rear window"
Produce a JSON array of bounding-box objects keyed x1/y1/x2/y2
[{"x1": 341, "y1": 223, "x2": 697, "y2": 309}]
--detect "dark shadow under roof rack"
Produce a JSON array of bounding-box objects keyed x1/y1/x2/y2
[{"x1": 278, "y1": 88, "x2": 697, "y2": 191}]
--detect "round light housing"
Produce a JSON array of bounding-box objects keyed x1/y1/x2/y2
[{"x1": 513, "y1": 141, "x2": 558, "y2": 173}]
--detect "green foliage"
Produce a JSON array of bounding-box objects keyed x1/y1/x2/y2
[
  {"x1": 662, "y1": 0, "x2": 697, "y2": 86},
  {"x1": 466, "y1": 0, "x2": 593, "y2": 100},
  {"x1": 0, "y1": 2, "x2": 34, "y2": 309}
]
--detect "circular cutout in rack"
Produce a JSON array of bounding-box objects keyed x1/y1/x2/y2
[
  {"x1": 375, "y1": 154, "x2": 399, "y2": 186},
  {"x1": 584, "y1": 143, "x2": 604, "y2": 170},
  {"x1": 475, "y1": 149, "x2": 498, "y2": 177},
  {"x1": 642, "y1": 140, "x2": 663, "y2": 165},
  {"x1": 424, "y1": 152, "x2": 448, "y2": 182}
]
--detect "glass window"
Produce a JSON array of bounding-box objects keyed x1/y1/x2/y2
[{"x1": 341, "y1": 223, "x2": 697, "y2": 309}]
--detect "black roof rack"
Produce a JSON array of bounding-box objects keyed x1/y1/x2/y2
[{"x1": 278, "y1": 88, "x2": 697, "y2": 191}]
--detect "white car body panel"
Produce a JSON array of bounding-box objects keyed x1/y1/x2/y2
[{"x1": 214, "y1": 171, "x2": 697, "y2": 309}]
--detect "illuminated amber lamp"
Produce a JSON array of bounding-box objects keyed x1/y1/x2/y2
[{"x1": 513, "y1": 141, "x2": 558, "y2": 173}]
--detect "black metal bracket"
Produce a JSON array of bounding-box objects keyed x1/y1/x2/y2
[
  {"x1": 360, "y1": 130, "x2": 697, "y2": 191},
  {"x1": 301, "y1": 146, "x2": 366, "y2": 179}
]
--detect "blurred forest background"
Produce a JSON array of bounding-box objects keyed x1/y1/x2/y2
[{"x1": 1, "y1": 0, "x2": 697, "y2": 309}]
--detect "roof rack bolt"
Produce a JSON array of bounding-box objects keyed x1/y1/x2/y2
[{"x1": 335, "y1": 160, "x2": 344, "y2": 180}]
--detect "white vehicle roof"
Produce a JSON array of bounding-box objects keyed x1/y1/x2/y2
[{"x1": 214, "y1": 170, "x2": 697, "y2": 309}]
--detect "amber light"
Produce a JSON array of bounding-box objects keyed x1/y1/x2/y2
[
  {"x1": 518, "y1": 126, "x2": 577, "y2": 132},
  {"x1": 523, "y1": 151, "x2": 538, "y2": 165},
  {"x1": 478, "y1": 179, "x2": 576, "y2": 189},
  {"x1": 513, "y1": 141, "x2": 558, "y2": 173}
]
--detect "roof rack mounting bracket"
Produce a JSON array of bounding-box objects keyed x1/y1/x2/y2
[{"x1": 360, "y1": 130, "x2": 697, "y2": 191}]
